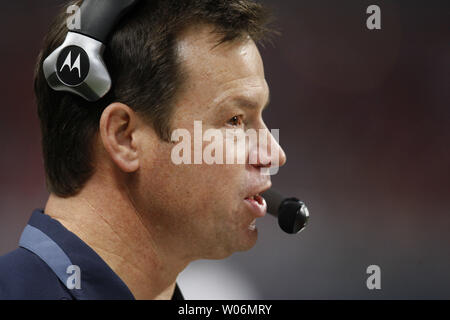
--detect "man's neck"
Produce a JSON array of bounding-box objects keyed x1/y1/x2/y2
[{"x1": 44, "y1": 174, "x2": 188, "y2": 300}]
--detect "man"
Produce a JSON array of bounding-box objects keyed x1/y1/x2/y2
[{"x1": 0, "y1": 0, "x2": 286, "y2": 299}]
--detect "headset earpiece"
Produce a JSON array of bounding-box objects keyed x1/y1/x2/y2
[{"x1": 43, "y1": 0, "x2": 140, "y2": 102}]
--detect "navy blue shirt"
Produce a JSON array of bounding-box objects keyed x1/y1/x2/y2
[{"x1": 0, "y1": 209, "x2": 184, "y2": 300}]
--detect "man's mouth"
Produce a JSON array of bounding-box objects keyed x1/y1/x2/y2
[{"x1": 244, "y1": 193, "x2": 267, "y2": 218}]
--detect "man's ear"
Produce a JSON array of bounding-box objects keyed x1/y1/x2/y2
[{"x1": 99, "y1": 102, "x2": 140, "y2": 173}]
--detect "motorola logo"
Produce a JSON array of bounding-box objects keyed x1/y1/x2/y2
[
  {"x1": 56, "y1": 45, "x2": 89, "y2": 86},
  {"x1": 61, "y1": 51, "x2": 81, "y2": 77}
]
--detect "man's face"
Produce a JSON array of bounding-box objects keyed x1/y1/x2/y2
[{"x1": 134, "y1": 24, "x2": 286, "y2": 261}]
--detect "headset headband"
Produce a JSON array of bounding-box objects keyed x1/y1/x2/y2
[{"x1": 43, "y1": 0, "x2": 140, "y2": 102}]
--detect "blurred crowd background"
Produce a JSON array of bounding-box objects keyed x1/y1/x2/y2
[{"x1": 0, "y1": 0, "x2": 449, "y2": 299}]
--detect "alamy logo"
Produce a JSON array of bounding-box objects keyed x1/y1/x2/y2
[
  {"x1": 66, "y1": 265, "x2": 81, "y2": 290},
  {"x1": 66, "y1": 4, "x2": 81, "y2": 30},
  {"x1": 60, "y1": 51, "x2": 81, "y2": 78},
  {"x1": 366, "y1": 264, "x2": 381, "y2": 290},
  {"x1": 170, "y1": 121, "x2": 282, "y2": 175},
  {"x1": 366, "y1": 5, "x2": 381, "y2": 30}
]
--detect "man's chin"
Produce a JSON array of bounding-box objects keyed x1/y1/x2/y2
[
  {"x1": 204, "y1": 228, "x2": 259, "y2": 260},
  {"x1": 225, "y1": 227, "x2": 259, "y2": 257},
  {"x1": 242, "y1": 225, "x2": 259, "y2": 249}
]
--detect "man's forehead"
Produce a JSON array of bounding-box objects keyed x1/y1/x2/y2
[
  {"x1": 177, "y1": 24, "x2": 263, "y2": 78},
  {"x1": 176, "y1": 24, "x2": 266, "y2": 106}
]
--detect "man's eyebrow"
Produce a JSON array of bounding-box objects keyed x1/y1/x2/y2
[{"x1": 230, "y1": 91, "x2": 271, "y2": 111}]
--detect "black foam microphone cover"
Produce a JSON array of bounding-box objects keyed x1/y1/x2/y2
[{"x1": 262, "y1": 189, "x2": 309, "y2": 234}]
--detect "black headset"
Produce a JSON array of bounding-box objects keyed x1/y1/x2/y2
[
  {"x1": 43, "y1": 0, "x2": 141, "y2": 102},
  {"x1": 42, "y1": 0, "x2": 310, "y2": 234}
]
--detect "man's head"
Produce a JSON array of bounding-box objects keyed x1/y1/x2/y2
[{"x1": 35, "y1": 0, "x2": 286, "y2": 260}]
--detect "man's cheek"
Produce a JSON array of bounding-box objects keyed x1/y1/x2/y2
[{"x1": 223, "y1": 129, "x2": 247, "y2": 165}]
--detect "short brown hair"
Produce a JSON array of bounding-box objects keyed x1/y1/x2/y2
[{"x1": 34, "y1": 0, "x2": 273, "y2": 197}]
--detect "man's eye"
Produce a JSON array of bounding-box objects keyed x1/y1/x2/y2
[{"x1": 227, "y1": 115, "x2": 243, "y2": 127}]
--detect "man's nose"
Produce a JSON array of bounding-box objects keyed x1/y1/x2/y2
[{"x1": 250, "y1": 128, "x2": 287, "y2": 170}]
